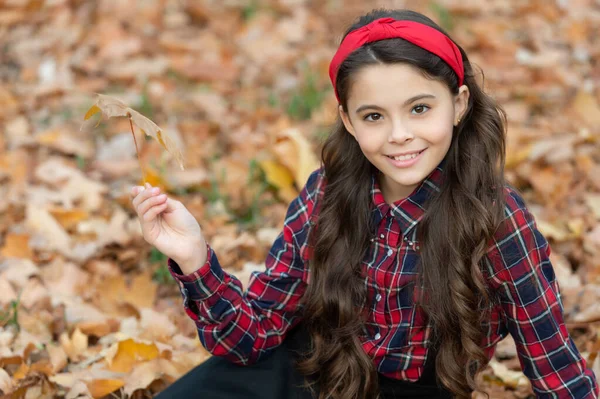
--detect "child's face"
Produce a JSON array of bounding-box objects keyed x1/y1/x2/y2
[{"x1": 339, "y1": 63, "x2": 470, "y2": 203}]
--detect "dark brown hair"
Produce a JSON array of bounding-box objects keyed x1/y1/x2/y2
[{"x1": 295, "y1": 8, "x2": 508, "y2": 399}]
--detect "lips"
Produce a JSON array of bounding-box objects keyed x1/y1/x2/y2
[{"x1": 386, "y1": 149, "x2": 426, "y2": 159}]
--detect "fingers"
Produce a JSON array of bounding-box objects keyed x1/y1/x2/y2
[
  {"x1": 130, "y1": 183, "x2": 169, "y2": 221},
  {"x1": 130, "y1": 182, "x2": 149, "y2": 198},
  {"x1": 139, "y1": 193, "x2": 168, "y2": 218},
  {"x1": 132, "y1": 184, "x2": 160, "y2": 208},
  {"x1": 143, "y1": 198, "x2": 169, "y2": 222}
]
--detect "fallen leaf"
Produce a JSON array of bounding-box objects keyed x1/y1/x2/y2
[
  {"x1": 59, "y1": 328, "x2": 88, "y2": 362},
  {"x1": 0, "y1": 367, "x2": 14, "y2": 394},
  {"x1": 258, "y1": 159, "x2": 297, "y2": 203},
  {"x1": 139, "y1": 308, "x2": 176, "y2": 341},
  {"x1": 0, "y1": 233, "x2": 33, "y2": 259},
  {"x1": 122, "y1": 358, "x2": 179, "y2": 396},
  {"x1": 106, "y1": 339, "x2": 160, "y2": 373},
  {"x1": 48, "y1": 207, "x2": 90, "y2": 231},
  {"x1": 274, "y1": 127, "x2": 320, "y2": 189},
  {"x1": 46, "y1": 343, "x2": 68, "y2": 373},
  {"x1": 487, "y1": 359, "x2": 530, "y2": 389},
  {"x1": 85, "y1": 379, "x2": 124, "y2": 399}
]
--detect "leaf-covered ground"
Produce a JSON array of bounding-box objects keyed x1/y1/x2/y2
[{"x1": 1, "y1": 0, "x2": 600, "y2": 398}]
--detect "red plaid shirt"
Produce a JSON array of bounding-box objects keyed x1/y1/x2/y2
[{"x1": 168, "y1": 161, "x2": 598, "y2": 398}]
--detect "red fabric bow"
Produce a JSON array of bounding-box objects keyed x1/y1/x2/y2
[{"x1": 329, "y1": 18, "x2": 464, "y2": 102}]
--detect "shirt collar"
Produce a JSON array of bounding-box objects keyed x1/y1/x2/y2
[{"x1": 370, "y1": 157, "x2": 447, "y2": 237}]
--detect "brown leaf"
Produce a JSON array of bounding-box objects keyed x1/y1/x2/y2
[{"x1": 83, "y1": 93, "x2": 185, "y2": 170}]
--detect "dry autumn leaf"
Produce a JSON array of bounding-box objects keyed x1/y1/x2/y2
[
  {"x1": 82, "y1": 93, "x2": 185, "y2": 174},
  {"x1": 85, "y1": 378, "x2": 125, "y2": 398},
  {"x1": 258, "y1": 159, "x2": 297, "y2": 203},
  {"x1": 107, "y1": 339, "x2": 160, "y2": 373}
]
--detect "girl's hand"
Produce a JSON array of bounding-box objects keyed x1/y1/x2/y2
[{"x1": 131, "y1": 183, "x2": 207, "y2": 274}]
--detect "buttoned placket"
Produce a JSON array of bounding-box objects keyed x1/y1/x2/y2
[{"x1": 367, "y1": 213, "x2": 406, "y2": 343}]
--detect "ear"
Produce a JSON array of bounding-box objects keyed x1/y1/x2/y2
[
  {"x1": 454, "y1": 85, "x2": 470, "y2": 126},
  {"x1": 338, "y1": 104, "x2": 356, "y2": 138}
]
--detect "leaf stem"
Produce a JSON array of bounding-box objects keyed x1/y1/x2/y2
[{"x1": 129, "y1": 115, "x2": 146, "y2": 183}]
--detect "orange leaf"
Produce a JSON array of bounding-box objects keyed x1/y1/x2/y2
[
  {"x1": 47, "y1": 207, "x2": 89, "y2": 230},
  {"x1": 85, "y1": 379, "x2": 125, "y2": 398},
  {"x1": 13, "y1": 362, "x2": 29, "y2": 380},
  {"x1": 108, "y1": 339, "x2": 159, "y2": 373},
  {"x1": 0, "y1": 233, "x2": 32, "y2": 259}
]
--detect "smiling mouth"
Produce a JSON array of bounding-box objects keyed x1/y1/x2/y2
[{"x1": 385, "y1": 149, "x2": 426, "y2": 160}]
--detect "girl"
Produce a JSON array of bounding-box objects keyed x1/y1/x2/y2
[{"x1": 130, "y1": 8, "x2": 599, "y2": 399}]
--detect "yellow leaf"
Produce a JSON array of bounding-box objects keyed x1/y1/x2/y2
[
  {"x1": 279, "y1": 128, "x2": 320, "y2": 188},
  {"x1": 108, "y1": 339, "x2": 159, "y2": 373},
  {"x1": 84, "y1": 104, "x2": 101, "y2": 121},
  {"x1": 81, "y1": 94, "x2": 185, "y2": 170},
  {"x1": 85, "y1": 379, "x2": 125, "y2": 398},
  {"x1": 259, "y1": 160, "x2": 295, "y2": 188}
]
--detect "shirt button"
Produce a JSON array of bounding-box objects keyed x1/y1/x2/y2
[
  {"x1": 375, "y1": 293, "x2": 382, "y2": 301},
  {"x1": 387, "y1": 249, "x2": 393, "y2": 256},
  {"x1": 374, "y1": 333, "x2": 381, "y2": 340}
]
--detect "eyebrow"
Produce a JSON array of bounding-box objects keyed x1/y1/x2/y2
[{"x1": 354, "y1": 94, "x2": 436, "y2": 114}]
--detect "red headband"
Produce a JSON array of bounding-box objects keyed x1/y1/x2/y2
[{"x1": 329, "y1": 18, "x2": 464, "y2": 103}]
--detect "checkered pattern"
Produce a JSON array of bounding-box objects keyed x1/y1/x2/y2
[{"x1": 168, "y1": 161, "x2": 598, "y2": 398}]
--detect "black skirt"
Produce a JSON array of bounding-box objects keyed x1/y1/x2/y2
[{"x1": 155, "y1": 322, "x2": 454, "y2": 398}]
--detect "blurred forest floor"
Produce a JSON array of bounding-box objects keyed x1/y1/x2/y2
[{"x1": 1, "y1": 0, "x2": 600, "y2": 397}]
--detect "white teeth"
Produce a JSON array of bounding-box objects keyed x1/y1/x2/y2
[{"x1": 392, "y1": 152, "x2": 419, "y2": 161}]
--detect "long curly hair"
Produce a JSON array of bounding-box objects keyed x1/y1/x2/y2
[{"x1": 294, "y1": 8, "x2": 508, "y2": 399}]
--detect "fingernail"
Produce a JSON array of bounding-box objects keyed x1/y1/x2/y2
[{"x1": 152, "y1": 187, "x2": 159, "y2": 194}]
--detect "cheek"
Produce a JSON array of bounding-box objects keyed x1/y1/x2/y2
[
  {"x1": 422, "y1": 111, "x2": 455, "y2": 143},
  {"x1": 423, "y1": 125, "x2": 453, "y2": 146},
  {"x1": 356, "y1": 131, "x2": 384, "y2": 154}
]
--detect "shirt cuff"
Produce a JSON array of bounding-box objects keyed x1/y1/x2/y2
[{"x1": 167, "y1": 241, "x2": 226, "y2": 301}]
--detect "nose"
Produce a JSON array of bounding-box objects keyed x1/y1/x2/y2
[{"x1": 388, "y1": 120, "x2": 414, "y2": 143}]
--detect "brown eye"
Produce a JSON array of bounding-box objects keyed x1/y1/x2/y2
[
  {"x1": 412, "y1": 104, "x2": 430, "y2": 115},
  {"x1": 364, "y1": 113, "x2": 382, "y2": 122}
]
